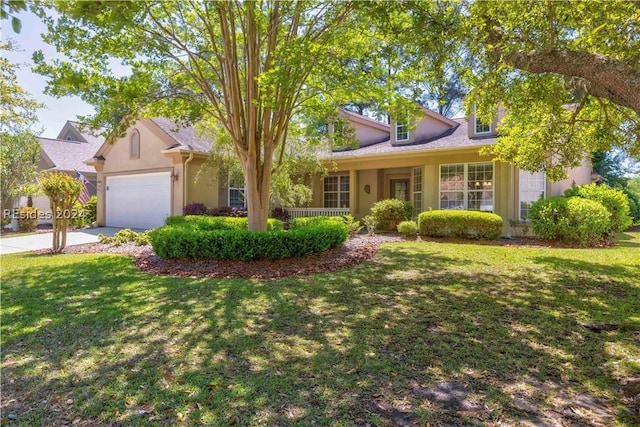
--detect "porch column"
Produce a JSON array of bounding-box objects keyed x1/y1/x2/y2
[{"x1": 349, "y1": 169, "x2": 357, "y2": 216}]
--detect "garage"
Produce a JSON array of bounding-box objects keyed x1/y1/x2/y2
[{"x1": 105, "y1": 172, "x2": 172, "y2": 229}]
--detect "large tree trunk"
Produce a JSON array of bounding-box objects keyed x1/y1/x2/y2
[{"x1": 241, "y1": 148, "x2": 274, "y2": 232}]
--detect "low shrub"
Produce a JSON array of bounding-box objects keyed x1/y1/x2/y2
[
  {"x1": 82, "y1": 196, "x2": 97, "y2": 224},
  {"x1": 16, "y1": 206, "x2": 39, "y2": 232},
  {"x1": 362, "y1": 215, "x2": 378, "y2": 235},
  {"x1": 369, "y1": 199, "x2": 415, "y2": 231},
  {"x1": 206, "y1": 206, "x2": 248, "y2": 217},
  {"x1": 165, "y1": 215, "x2": 283, "y2": 231},
  {"x1": 397, "y1": 220, "x2": 418, "y2": 238},
  {"x1": 418, "y1": 210, "x2": 503, "y2": 239},
  {"x1": 71, "y1": 196, "x2": 97, "y2": 227},
  {"x1": 98, "y1": 228, "x2": 151, "y2": 246},
  {"x1": 342, "y1": 214, "x2": 363, "y2": 236},
  {"x1": 183, "y1": 203, "x2": 208, "y2": 216},
  {"x1": 150, "y1": 220, "x2": 348, "y2": 260},
  {"x1": 529, "y1": 196, "x2": 610, "y2": 245},
  {"x1": 564, "y1": 184, "x2": 632, "y2": 233},
  {"x1": 270, "y1": 207, "x2": 290, "y2": 222}
]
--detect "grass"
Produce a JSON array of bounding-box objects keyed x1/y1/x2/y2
[{"x1": 1, "y1": 233, "x2": 639, "y2": 426}]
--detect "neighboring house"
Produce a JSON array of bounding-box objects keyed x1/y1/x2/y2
[
  {"x1": 20, "y1": 121, "x2": 105, "y2": 223},
  {"x1": 302, "y1": 107, "x2": 593, "y2": 235},
  {"x1": 86, "y1": 118, "x2": 226, "y2": 229}
]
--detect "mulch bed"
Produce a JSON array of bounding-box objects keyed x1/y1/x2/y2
[
  {"x1": 44, "y1": 232, "x2": 617, "y2": 279},
  {"x1": 59, "y1": 234, "x2": 403, "y2": 279}
]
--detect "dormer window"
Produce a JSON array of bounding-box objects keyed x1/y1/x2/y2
[
  {"x1": 130, "y1": 129, "x2": 140, "y2": 159},
  {"x1": 396, "y1": 123, "x2": 409, "y2": 142},
  {"x1": 474, "y1": 106, "x2": 491, "y2": 135}
]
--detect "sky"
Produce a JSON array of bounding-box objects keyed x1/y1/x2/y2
[{"x1": 2, "y1": 9, "x2": 95, "y2": 139}]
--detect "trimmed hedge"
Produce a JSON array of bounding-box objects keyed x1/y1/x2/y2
[
  {"x1": 418, "y1": 210, "x2": 503, "y2": 239},
  {"x1": 564, "y1": 184, "x2": 632, "y2": 233},
  {"x1": 397, "y1": 220, "x2": 418, "y2": 237},
  {"x1": 165, "y1": 215, "x2": 283, "y2": 231},
  {"x1": 150, "y1": 217, "x2": 347, "y2": 260},
  {"x1": 289, "y1": 216, "x2": 344, "y2": 229},
  {"x1": 528, "y1": 196, "x2": 610, "y2": 245}
]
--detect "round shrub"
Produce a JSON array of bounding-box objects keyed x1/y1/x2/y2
[
  {"x1": 16, "y1": 206, "x2": 39, "y2": 231},
  {"x1": 564, "y1": 184, "x2": 632, "y2": 233},
  {"x1": 418, "y1": 210, "x2": 503, "y2": 239},
  {"x1": 529, "y1": 196, "x2": 610, "y2": 245},
  {"x1": 369, "y1": 199, "x2": 415, "y2": 231},
  {"x1": 150, "y1": 218, "x2": 347, "y2": 260},
  {"x1": 397, "y1": 220, "x2": 418, "y2": 238}
]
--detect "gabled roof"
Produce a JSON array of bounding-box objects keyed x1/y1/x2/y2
[
  {"x1": 56, "y1": 120, "x2": 110, "y2": 146},
  {"x1": 329, "y1": 119, "x2": 496, "y2": 159},
  {"x1": 150, "y1": 118, "x2": 212, "y2": 153},
  {"x1": 38, "y1": 137, "x2": 102, "y2": 174}
]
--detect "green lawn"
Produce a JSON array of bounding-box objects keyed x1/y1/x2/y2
[{"x1": 2, "y1": 233, "x2": 639, "y2": 426}]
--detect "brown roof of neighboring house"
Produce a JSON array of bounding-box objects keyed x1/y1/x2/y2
[
  {"x1": 329, "y1": 119, "x2": 496, "y2": 158},
  {"x1": 150, "y1": 118, "x2": 212, "y2": 153}
]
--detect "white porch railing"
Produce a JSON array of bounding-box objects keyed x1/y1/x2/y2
[{"x1": 284, "y1": 207, "x2": 350, "y2": 219}]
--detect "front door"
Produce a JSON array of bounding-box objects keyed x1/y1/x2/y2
[{"x1": 390, "y1": 179, "x2": 409, "y2": 201}]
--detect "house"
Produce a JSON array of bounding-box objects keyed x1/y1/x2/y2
[
  {"x1": 87, "y1": 106, "x2": 593, "y2": 233},
  {"x1": 300, "y1": 107, "x2": 593, "y2": 234},
  {"x1": 86, "y1": 118, "x2": 226, "y2": 229},
  {"x1": 21, "y1": 121, "x2": 105, "y2": 222}
]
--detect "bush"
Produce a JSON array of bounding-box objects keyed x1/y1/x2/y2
[
  {"x1": 98, "y1": 228, "x2": 151, "y2": 246},
  {"x1": 183, "y1": 202, "x2": 208, "y2": 215},
  {"x1": 397, "y1": 220, "x2": 418, "y2": 238},
  {"x1": 362, "y1": 215, "x2": 378, "y2": 235},
  {"x1": 71, "y1": 196, "x2": 97, "y2": 227},
  {"x1": 165, "y1": 215, "x2": 283, "y2": 231},
  {"x1": 150, "y1": 219, "x2": 348, "y2": 260},
  {"x1": 83, "y1": 195, "x2": 97, "y2": 224},
  {"x1": 564, "y1": 184, "x2": 632, "y2": 233},
  {"x1": 418, "y1": 210, "x2": 503, "y2": 239},
  {"x1": 206, "y1": 206, "x2": 248, "y2": 217},
  {"x1": 270, "y1": 207, "x2": 290, "y2": 222},
  {"x1": 529, "y1": 196, "x2": 610, "y2": 245},
  {"x1": 623, "y1": 188, "x2": 640, "y2": 224},
  {"x1": 16, "y1": 206, "x2": 39, "y2": 231},
  {"x1": 369, "y1": 199, "x2": 415, "y2": 231}
]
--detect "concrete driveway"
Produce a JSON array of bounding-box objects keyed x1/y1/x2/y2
[{"x1": 0, "y1": 227, "x2": 126, "y2": 255}]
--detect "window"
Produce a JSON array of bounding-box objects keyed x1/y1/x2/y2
[
  {"x1": 474, "y1": 106, "x2": 491, "y2": 135},
  {"x1": 228, "y1": 178, "x2": 246, "y2": 208},
  {"x1": 130, "y1": 129, "x2": 140, "y2": 159},
  {"x1": 396, "y1": 123, "x2": 409, "y2": 142},
  {"x1": 519, "y1": 170, "x2": 545, "y2": 220},
  {"x1": 440, "y1": 162, "x2": 494, "y2": 211},
  {"x1": 324, "y1": 175, "x2": 349, "y2": 208},
  {"x1": 413, "y1": 167, "x2": 423, "y2": 213}
]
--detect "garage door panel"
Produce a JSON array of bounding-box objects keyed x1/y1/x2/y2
[{"x1": 106, "y1": 172, "x2": 171, "y2": 229}]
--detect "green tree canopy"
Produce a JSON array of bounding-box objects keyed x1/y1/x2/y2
[
  {"x1": 33, "y1": 1, "x2": 455, "y2": 231},
  {"x1": 465, "y1": 0, "x2": 640, "y2": 181},
  {"x1": 0, "y1": 40, "x2": 43, "y2": 212}
]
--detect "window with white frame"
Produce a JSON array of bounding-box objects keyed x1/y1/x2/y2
[
  {"x1": 413, "y1": 167, "x2": 423, "y2": 213},
  {"x1": 519, "y1": 170, "x2": 545, "y2": 220},
  {"x1": 228, "y1": 178, "x2": 246, "y2": 208},
  {"x1": 474, "y1": 106, "x2": 491, "y2": 134},
  {"x1": 440, "y1": 162, "x2": 494, "y2": 211},
  {"x1": 323, "y1": 175, "x2": 350, "y2": 208},
  {"x1": 396, "y1": 123, "x2": 409, "y2": 142}
]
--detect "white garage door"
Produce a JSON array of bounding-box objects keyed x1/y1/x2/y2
[{"x1": 106, "y1": 172, "x2": 171, "y2": 229}]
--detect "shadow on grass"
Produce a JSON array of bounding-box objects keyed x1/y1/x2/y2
[{"x1": 1, "y1": 244, "x2": 639, "y2": 426}]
